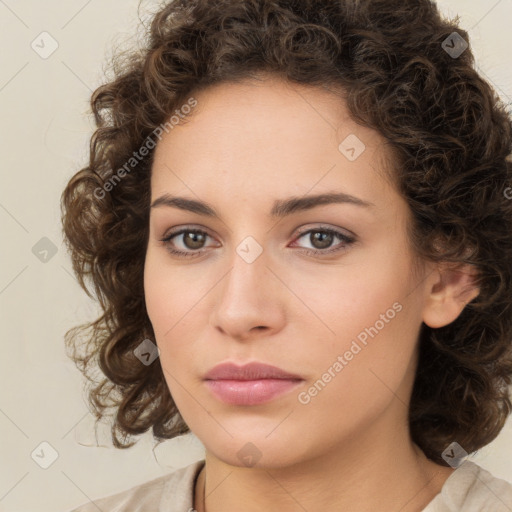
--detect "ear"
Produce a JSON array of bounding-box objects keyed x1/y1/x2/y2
[{"x1": 422, "y1": 263, "x2": 480, "y2": 329}]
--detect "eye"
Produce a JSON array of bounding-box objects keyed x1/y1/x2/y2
[
  {"x1": 290, "y1": 226, "x2": 356, "y2": 256},
  {"x1": 160, "y1": 228, "x2": 218, "y2": 258},
  {"x1": 159, "y1": 225, "x2": 356, "y2": 259}
]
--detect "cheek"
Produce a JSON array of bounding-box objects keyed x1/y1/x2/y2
[
  {"x1": 293, "y1": 248, "x2": 415, "y2": 347},
  {"x1": 144, "y1": 247, "x2": 203, "y2": 337},
  {"x1": 143, "y1": 263, "x2": 197, "y2": 404},
  {"x1": 143, "y1": 250, "x2": 212, "y2": 378},
  {"x1": 293, "y1": 288, "x2": 419, "y2": 440},
  {"x1": 144, "y1": 258, "x2": 173, "y2": 340},
  {"x1": 292, "y1": 250, "x2": 421, "y2": 404}
]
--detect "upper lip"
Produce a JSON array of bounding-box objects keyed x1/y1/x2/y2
[{"x1": 204, "y1": 362, "x2": 303, "y2": 381}]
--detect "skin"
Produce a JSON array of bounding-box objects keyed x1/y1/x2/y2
[{"x1": 144, "y1": 74, "x2": 479, "y2": 512}]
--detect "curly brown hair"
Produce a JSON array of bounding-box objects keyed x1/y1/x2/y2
[{"x1": 60, "y1": 0, "x2": 512, "y2": 465}]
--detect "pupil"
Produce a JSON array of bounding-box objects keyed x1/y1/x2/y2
[
  {"x1": 312, "y1": 231, "x2": 332, "y2": 249},
  {"x1": 186, "y1": 232, "x2": 204, "y2": 249}
]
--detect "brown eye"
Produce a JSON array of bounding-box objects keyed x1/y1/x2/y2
[
  {"x1": 160, "y1": 228, "x2": 215, "y2": 258},
  {"x1": 309, "y1": 231, "x2": 334, "y2": 250},
  {"x1": 160, "y1": 226, "x2": 356, "y2": 259},
  {"x1": 181, "y1": 231, "x2": 207, "y2": 250},
  {"x1": 291, "y1": 227, "x2": 356, "y2": 256}
]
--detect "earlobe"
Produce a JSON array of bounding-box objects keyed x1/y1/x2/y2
[{"x1": 422, "y1": 263, "x2": 480, "y2": 329}]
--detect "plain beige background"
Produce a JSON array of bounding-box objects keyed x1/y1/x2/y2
[{"x1": 0, "y1": 1, "x2": 511, "y2": 511}]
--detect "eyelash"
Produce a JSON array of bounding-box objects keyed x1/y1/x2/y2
[{"x1": 159, "y1": 225, "x2": 356, "y2": 259}]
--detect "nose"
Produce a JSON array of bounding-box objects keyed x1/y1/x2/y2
[{"x1": 209, "y1": 242, "x2": 287, "y2": 342}]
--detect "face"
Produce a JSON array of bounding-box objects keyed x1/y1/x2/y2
[{"x1": 144, "y1": 75, "x2": 430, "y2": 469}]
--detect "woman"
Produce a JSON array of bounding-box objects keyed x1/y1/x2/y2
[{"x1": 61, "y1": 0, "x2": 512, "y2": 510}]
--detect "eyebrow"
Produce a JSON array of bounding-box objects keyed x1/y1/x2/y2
[{"x1": 150, "y1": 192, "x2": 374, "y2": 219}]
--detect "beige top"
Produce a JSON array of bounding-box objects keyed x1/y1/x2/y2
[{"x1": 67, "y1": 459, "x2": 512, "y2": 511}]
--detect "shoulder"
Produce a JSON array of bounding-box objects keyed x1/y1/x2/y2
[
  {"x1": 66, "y1": 459, "x2": 205, "y2": 512},
  {"x1": 423, "y1": 460, "x2": 512, "y2": 512}
]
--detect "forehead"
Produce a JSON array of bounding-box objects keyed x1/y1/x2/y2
[{"x1": 150, "y1": 77, "x2": 399, "y2": 214}]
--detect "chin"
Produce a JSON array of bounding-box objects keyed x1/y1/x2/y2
[{"x1": 201, "y1": 433, "x2": 311, "y2": 470}]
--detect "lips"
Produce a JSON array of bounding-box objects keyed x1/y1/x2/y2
[
  {"x1": 204, "y1": 362, "x2": 303, "y2": 381},
  {"x1": 203, "y1": 362, "x2": 304, "y2": 405}
]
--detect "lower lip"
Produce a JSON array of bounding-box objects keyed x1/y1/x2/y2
[{"x1": 205, "y1": 379, "x2": 303, "y2": 405}]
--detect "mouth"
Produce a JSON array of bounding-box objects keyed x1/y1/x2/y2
[{"x1": 203, "y1": 361, "x2": 304, "y2": 405}]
